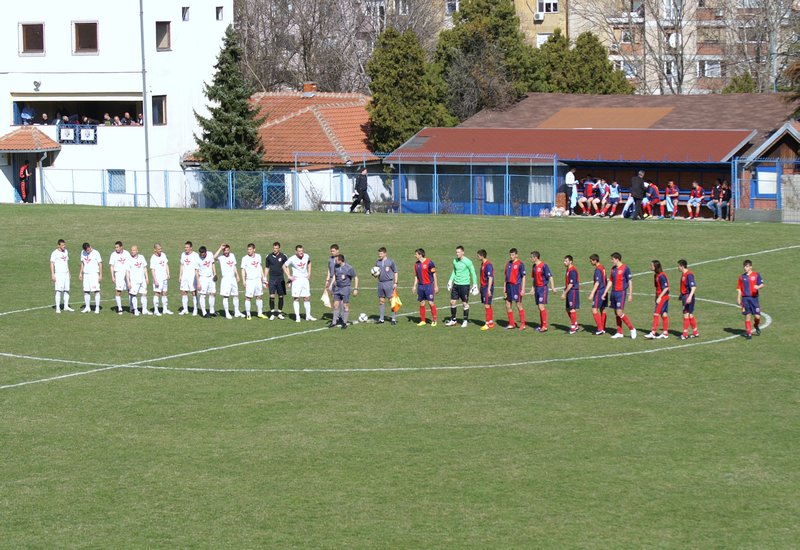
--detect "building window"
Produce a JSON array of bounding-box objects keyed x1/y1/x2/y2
[
  {"x1": 73, "y1": 22, "x2": 98, "y2": 54},
  {"x1": 446, "y1": 0, "x2": 459, "y2": 15},
  {"x1": 621, "y1": 29, "x2": 632, "y2": 43},
  {"x1": 663, "y1": 0, "x2": 680, "y2": 19},
  {"x1": 699, "y1": 60, "x2": 722, "y2": 77},
  {"x1": 216, "y1": 6, "x2": 224, "y2": 20},
  {"x1": 107, "y1": 170, "x2": 126, "y2": 194},
  {"x1": 156, "y1": 21, "x2": 171, "y2": 50},
  {"x1": 152, "y1": 95, "x2": 167, "y2": 125},
  {"x1": 536, "y1": 33, "x2": 553, "y2": 48},
  {"x1": 537, "y1": 0, "x2": 559, "y2": 13},
  {"x1": 699, "y1": 28, "x2": 720, "y2": 43},
  {"x1": 20, "y1": 23, "x2": 44, "y2": 54},
  {"x1": 616, "y1": 61, "x2": 637, "y2": 78},
  {"x1": 182, "y1": 6, "x2": 190, "y2": 21}
]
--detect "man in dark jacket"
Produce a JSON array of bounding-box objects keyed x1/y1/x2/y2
[
  {"x1": 629, "y1": 170, "x2": 646, "y2": 220},
  {"x1": 349, "y1": 167, "x2": 371, "y2": 214}
]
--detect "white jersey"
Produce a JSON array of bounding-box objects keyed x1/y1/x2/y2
[
  {"x1": 180, "y1": 251, "x2": 201, "y2": 280},
  {"x1": 50, "y1": 249, "x2": 69, "y2": 274},
  {"x1": 240, "y1": 253, "x2": 263, "y2": 280},
  {"x1": 198, "y1": 254, "x2": 215, "y2": 278},
  {"x1": 127, "y1": 254, "x2": 148, "y2": 285},
  {"x1": 80, "y1": 249, "x2": 102, "y2": 274},
  {"x1": 149, "y1": 253, "x2": 169, "y2": 281},
  {"x1": 217, "y1": 253, "x2": 238, "y2": 279},
  {"x1": 109, "y1": 250, "x2": 133, "y2": 275},
  {"x1": 286, "y1": 253, "x2": 311, "y2": 279}
]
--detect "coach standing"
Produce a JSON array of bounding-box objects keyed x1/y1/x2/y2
[
  {"x1": 630, "y1": 170, "x2": 646, "y2": 220},
  {"x1": 349, "y1": 167, "x2": 371, "y2": 214}
]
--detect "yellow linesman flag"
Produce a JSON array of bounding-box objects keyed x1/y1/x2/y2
[{"x1": 390, "y1": 289, "x2": 402, "y2": 313}]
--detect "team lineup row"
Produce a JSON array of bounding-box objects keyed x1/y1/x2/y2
[{"x1": 48, "y1": 240, "x2": 765, "y2": 339}]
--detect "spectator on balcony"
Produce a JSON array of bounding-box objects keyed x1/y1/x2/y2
[
  {"x1": 136, "y1": 113, "x2": 144, "y2": 125},
  {"x1": 103, "y1": 113, "x2": 113, "y2": 126},
  {"x1": 81, "y1": 115, "x2": 100, "y2": 125},
  {"x1": 113, "y1": 116, "x2": 122, "y2": 126},
  {"x1": 37, "y1": 113, "x2": 51, "y2": 125},
  {"x1": 122, "y1": 112, "x2": 134, "y2": 125}
]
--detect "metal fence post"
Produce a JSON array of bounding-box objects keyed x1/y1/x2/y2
[
  {"x1": 398, "y1": 162, "x2": 403, "y2": 214},
  {"x1": 777, "y1": 159, "x2": 783, "y2": 210},
  {"x1": 164, "y1": 170, "x2": 170, "y2": 208},
  {"x1": 227, "y1": 170, "x2": 234, "y2": 210},
  {"x1": 553, "y1": 155, "x2": 559, "y2": 211},
  {"x1": 101, "y1": 170, "x2": 107, "y2": 207},
  {"x1": 133, "y1": 171, "x2": 138, "y2": 208},
  {"x1": 433, "y1": 154, "x2": 438, "y2": 214},
  {"x1": 504, "y1": 155, "x2": 510, "y2": 216}
]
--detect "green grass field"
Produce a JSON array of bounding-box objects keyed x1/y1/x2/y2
[{"x1": 1, "y1": 205, "x2": 799, "y2": 547}]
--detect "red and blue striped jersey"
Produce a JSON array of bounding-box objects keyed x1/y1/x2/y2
[
  {"x1": 737, "y1": 271, "x2": 763, "y2": 297},
  {"x1": 647, "y1": 184, "x2": 660, "y2": 200},
  {"x1": 654, "y1": 272, "x2": 669, "y2": 297},
  {"x1": 680, "y1": 271, "x2": 696, "y2": 296},
  {"x1": 594, "y1": 264, "x2": 607, "y2": 293},
  {"x1": 480, "y1": 260, "x2": 494, "y2": 287},
  {"x1": 610, "y1": 263, "x2": 631, "y2": 292},
  {"x1": 565, "y1": 265, "x2": 579, "y2": 289},
  {"x1": 690, "y1": 186, "x2": 704, "y2": 199},
  {"x1": 532, "y1": 262, "x2": 552, "y2": 287},
  {"x1": 505, "y1": 259, "x2": 525, "y2": 284},
  {"x1": 414, "y1": 258, "x2": 436, "y2": 285}
]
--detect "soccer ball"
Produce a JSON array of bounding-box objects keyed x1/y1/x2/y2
[
  {"x1": 370, "y1": 266, "x2": 381, "y2": 277},
  {"x1": 358, "y1": 313, "x2": 368, "y2": 322}
]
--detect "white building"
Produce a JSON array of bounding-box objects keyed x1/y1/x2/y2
[{"x1": 0, "y1": 0, "x2": 233, "y2": 206}]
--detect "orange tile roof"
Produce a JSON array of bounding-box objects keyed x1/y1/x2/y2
[
  {"x1": 252, "y1": 92, "x2": 378, "y2": 166},
  {"x1": 0, "y1": 126, "x2": 61, "y2": 153}
]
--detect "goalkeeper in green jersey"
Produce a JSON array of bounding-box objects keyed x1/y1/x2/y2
[{"x1": 446, "y1": 245, "x2": 478, "y2": 327}]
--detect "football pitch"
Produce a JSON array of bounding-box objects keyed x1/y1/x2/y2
[{"x1": 1, "y1": 205, "x2": 799, "y2": 547}]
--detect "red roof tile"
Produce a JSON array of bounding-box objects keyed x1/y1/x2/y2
[
  {"x1": 0, "y1": 126, "x2": 61, "y2": 153},
  {"x1": 386, "y1": 128, "x2": 755, "y2": 164}
]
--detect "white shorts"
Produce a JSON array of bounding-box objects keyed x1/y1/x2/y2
[
  {"x1": 152, "y1": 279, "x2": 168, "y2": 294},
  {"x1": 54, "y1": 273, "x2": 70, "y2": 292},
  {"x1": 245, "y1": 278, "x2": 263, "y2": 298},
  {"x1": 180, "y1": 276, "x2": 196, "y2": 292},
  {"x1": 129, "y1": 281, "x2": 148, "y2": 296},
  {"x1": 219, "y1": 276, "x2": 239, "y2": 297},
  {"x1": 291, "y1": 277, "x2": 311, "y2": 298},
  {"x1": 83, "y1": 273, "x2": 100, "y2": 293},
  {"x1": 198, "y1": 275, "x2": 216, "y2": 295},
  {"x1": 114, "y1": 273, "x2": 129, "y2": 292}
]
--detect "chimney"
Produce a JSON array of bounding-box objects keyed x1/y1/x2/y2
[{"x1": 302, "y1": 82, "x2": 317, "y2": 97}]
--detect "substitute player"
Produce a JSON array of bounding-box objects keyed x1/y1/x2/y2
[
  {"x1": 503, "y1": 248, "x2": 526, "y2": 330},
  {"x1": 79, "y1": 242, "x2": 102, "y2": 313},
  {"x1": 446, "y1": 245, "x2": 478, "y2": 328},
  {"x1": 530, "y1": 251, "x2": 556, "y2": 332},
  {"x1": 602, "y1": 252, "x2": 637, "y2": 339},
  {"x1": 375, "y1": 247, "x2": 398, "y2": 325},
  {"x1": 677, "y1": 259, "x2": 698, "y2": 339},
  {"x1": 328, "y1": 254, "x2": 358, "y2": 329},
  {"x1": 214, "y1": 243, "x2": 244, "y2": 319},
  {"x1": 240, "y1": 243, "x2": 266, "y2": 320},
  {"x1": 178, "y1": 241, "x2": 200, "y2": 316},
  {"x1": 126, "y1": 245, "x2": 151, "y2": 316},
  {"x1": 284, "y1": 245, "x2": 316, "y2": 322},
  {"x1": 737, "y1": 259, "x2": 764, "y2": 340},
  {"x1": 149, "y1": 243, "x2": 173, "y2": 315},
  {"x1": 477, "y1": 249, "x2": 495, "y2": 330},
  {"x1": 587, "y1": 254, "x2": 607, "y2": 335},
  {"x1": 197, "y1": 246, "x2": 217, "y2": 318},
  {"x1": 109, "y1": 240, "x2": 132, "y2": 315},
  {"x1": 561, "y1": 255, "x2": 580, "y2": 334},
  {"x1": 50, "y1": 239, "x2": 73, "y2": 312},
  {"x1": 265, "y1": 242, "x2": 288, "y2": 320},
  {"x1": 644, "y1": 260, "x2": 669, "y2": 339},
  {"x1": 412, "y1": 248, "x2": 438, "y2": 326}
]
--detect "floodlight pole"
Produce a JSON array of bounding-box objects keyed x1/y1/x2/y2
[{"x1": 139, "y1": 0, "x2": 152, "y2": 207}]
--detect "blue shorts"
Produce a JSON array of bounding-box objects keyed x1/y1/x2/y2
[
  {"x1": 505, "y1": 283, "x2": 523, "y2": 303},
  {"x1": 592, "y1": 292, "x2": 607, "y2": 310},
  {"x1": 417, "y1": 284, "x2": 435, "y2": 303},
  {"x1": 480, "y1": 286, "x2": 494, "y2": 305},
  {"x1": 654, "y1": 298, "x2": 669, "y2": 315},
  {"x1": 741, "y1": 297, "x2": 760, "y2": 316},
  {"x1": 533, "y1": 286, "x2": 548, "y2": 305},
  {"x1": 610, "y1": 290, "x2": 627, "y2": 311},
  {"x1": 681, "y1": 295, "x2": 695, "y2": 314},
  {"x1": 565, "y1": 290, "x2": 579, "y2": 311},
  {"x1": 607, "y1": 197, "x2": 620, "y2": 205}
]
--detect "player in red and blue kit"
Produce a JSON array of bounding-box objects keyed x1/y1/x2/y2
[
  {"x1": 601, "y1": 252, "x2": 637, "y2": 339},
  {"x1": 737, "y1": 259, "x2": 764, "y2": 339},
  {"x1": 677, "y1": 259, "x2": 698, "y2": 339},
  {"x1": 412, "y1": 248, "x2": 438, "y2": 326},
  {"x1": 504, "y1": 248, "x2": 526, "y2": 330},
  {"x1": 645, "y1": 260, "x2": 670, "y2": 339},
  {"x1": 587, "y1": 254, "x2": 608, "y2": 335},
  {"x1": 477, "y1": 249, "x2": 495, "y2": 330},
  {"x1": 561, "y1": 255, "x2": 580, "y2": 334},
  {"x1": 642, "y1": 181, "x2": 665, "y2": 219},
  {"x1": 529, "y1": 251, "x2": 556, "y2": 332}
]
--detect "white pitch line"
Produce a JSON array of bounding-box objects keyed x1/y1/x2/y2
[{"x1": 0, "y1": 365, "x2": 121, "y2": 390}]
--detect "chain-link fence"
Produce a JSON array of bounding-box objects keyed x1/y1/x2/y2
[{"x1": 733, "y1": 158, "x2": 800, "y2": 223}]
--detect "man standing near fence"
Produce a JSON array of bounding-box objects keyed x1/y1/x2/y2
[
  {"x1": 349, "y1": 167, "x2": 371, "y2": 214},
  {"x1": 630, "y1": 170, "x2": 646, "y2": 220}
]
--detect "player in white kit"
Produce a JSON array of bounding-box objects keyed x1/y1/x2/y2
[
  {"x1": 215, "y1": 243, "x2": 244, "y2": 319},
  {"x1": 109, "y1": 241, "x2": 133, "y2": 315},
  {"x1": 283, "y1": 244, "x2": 316, "y2": 322},
  {"x1": 125, "y1": 245, "x2": 151, "y2": 316},
  {"x1": 197, "y1": 246, "x2": 218, "y2": 317},
  {"x1": 149, "y1": 243, "x2": 173, "y2": 316},
  {"x1": 240, "y1": 243, "x2": 266, "y2": 320},
  {"x1": 178, "y1": 241, "x2": 200, "y2": 316},
  {"x1": 78, "y1": 242, "x2": 103, "y2": 313},
  {"x1": 50, "y1": 239, "x2": 74, "y2": 312}
]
